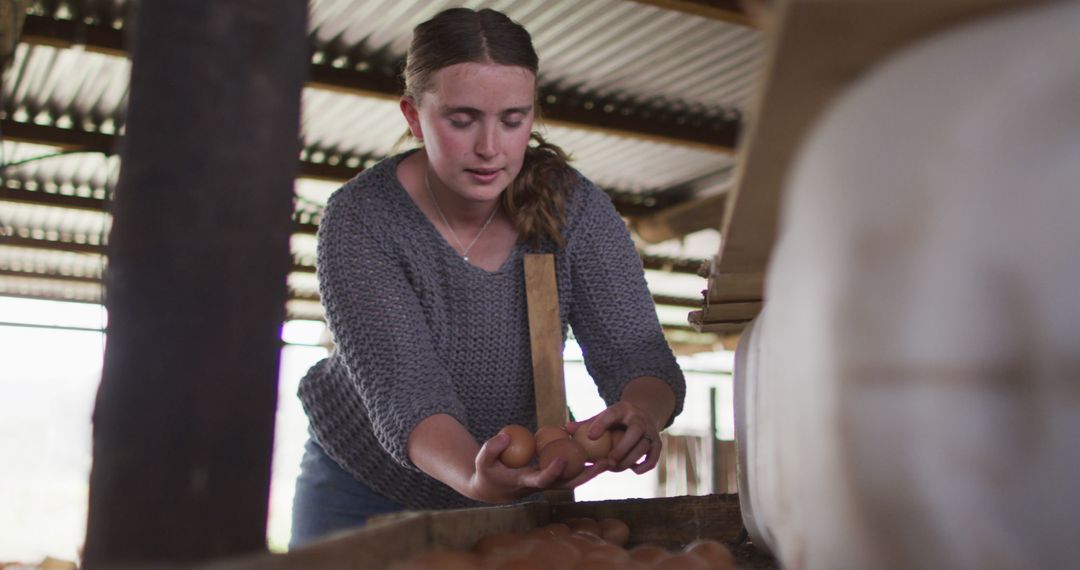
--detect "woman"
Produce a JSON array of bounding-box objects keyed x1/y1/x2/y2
[{"x1": 290, "y1": 7, "x2": 686, "y2": 548}]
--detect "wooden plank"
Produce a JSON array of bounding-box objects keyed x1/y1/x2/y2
[
  {"x1": 701, "y1": 301, "x2": 763, "y2": 322},
  {"x1": 632, "y1": 193, "x2": 728, "y2": 244},
  {"x1": 183, "y1": 496, "x2": 748, "y2": 569},
  {"x1": 523, "y1": 253, "x2": 575, "y2": 503},
  {"x1": 715, "y1": 441, "x2": 738, "y2": 494},
  {"x1": 182, "y1": 503, "x2": 549, "y2": 570},
  {"x1": 705, "y1": 0, "x2": 1030, "y2": 327},
  {"x1": 82, "y1": 1, "x2": 307, "y2": 566},
  {"x1": 524, "y1": 254, "x2": 569, "y2": 429}
]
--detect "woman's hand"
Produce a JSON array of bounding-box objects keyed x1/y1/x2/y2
[
  {"x1": 567, "y1": 401, "x2": 662, "y2": 474},
  {"x1": 465, "y1": 432, "x2": 610, "y2": 503}
]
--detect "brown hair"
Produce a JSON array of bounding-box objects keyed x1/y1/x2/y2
[{"x1": 403, "y1": 7, "x2": 576, "y2": 248}]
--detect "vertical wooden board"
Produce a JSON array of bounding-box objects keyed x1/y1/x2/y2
[
  {"x1": 524, "y1": 254, "x2": 568, "y2": 429},
  {"x1": 524, "y1": 254, "x2": 573, "y2": 503}
]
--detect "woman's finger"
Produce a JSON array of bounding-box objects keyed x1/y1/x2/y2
[
  {"x1": 631, "y1": 434, "x2": 662, "y2": 474},
  {"x1": 608, "y1": 424, "x2": 645, "y2": 464},
  {"x1": 521, "y1": 457, "x2": 564, "y2": 489},
  {"x1": 476, "y1": 432, "x2": 511, "y2": 469},
  {"x1": 556, "y1": 459, "x2": 610, "y2": 489},
  {"x1": 613, "y1": 437, "x2": 651, "y2": 472}
]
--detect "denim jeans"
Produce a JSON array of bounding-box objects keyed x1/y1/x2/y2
[{"x1": 289, "y1": 437, "x2": 404, "y2": 549}]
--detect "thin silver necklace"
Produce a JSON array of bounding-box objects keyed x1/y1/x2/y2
[{"x1": 424, "y1": 171, "x2": 498, "y2": 262}]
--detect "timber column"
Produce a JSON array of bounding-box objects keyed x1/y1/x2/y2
[{"x1": 84, "y1": 1, "x2": 307, "y2": 566}]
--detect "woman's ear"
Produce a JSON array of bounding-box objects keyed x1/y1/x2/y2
[{"x1": 400, "y1": 96, "x2": 423, "y2": 140}]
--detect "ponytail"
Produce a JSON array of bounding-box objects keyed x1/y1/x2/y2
[{"x1": 502, "y1": 132, "x2": 576, "y2": 249}]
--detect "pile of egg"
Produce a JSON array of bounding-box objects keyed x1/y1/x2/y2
[
  {"x1": 499, "y1": 422, "x2": 621, "y2": 479},
  {"x1": 389, "y1": 516, "x2": 737, "y2": 569}
]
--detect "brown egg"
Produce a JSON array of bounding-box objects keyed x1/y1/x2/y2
[
  {"x1": 627, "y1": 544, "x2": 670, "y2": 565},
  {"x1": 542, "y1": 522, "x2": 573, "y2": 537},
  {"x1": 571, "y1": 421, "x2": 613, "y2": 461},
  {"x1": 472, "y1": 532, "x2": 527, "y2": 557},
  {"x1": 571, "y1": 530, "x2": 606, "y2": 545},
  {"x1": 580, "y1": 542, "x2": 630, "y2": 561},
  {"x1": 527, "y1": 526, "x2": 556, "y2": 540},
  {"x1": 684, "y1": 539, "x2": 736, "y2": 569},
  {"x1": 561, "y1": 533, "x2": 599, "y2": 556},
  {"x1": 523, "y1": 537, "x2": 581, "y2": 567},
  {"x1": 535, "y1": 425, "x2": 571, "y2": 450},
  {"x1": 538, "y1": 438, "x2": 587, "y2": 480},
  {"x1": 570, "y1": 557, "x2": 631, "y2": 570},
  {"x1": 653, "y1": 552, "x2": 710, "y2": 570},
  {"x1": 598, "y1": 518, "x2": 630, "y2": 546},
  {"x1": 497, "y1": 424, "x2": 536, "y2": 468},
  {"x1": 484, "y1": 552, "x2": 545, "y2": 570},
  {"x1": 389, "y1": 550, "x2": 482, "y2": 570},
  {"x1": 565, "y1": 517, "x2": 602, "y2": 537}
]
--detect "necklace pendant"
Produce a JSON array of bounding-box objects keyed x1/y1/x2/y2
[{"x1": 463, "y1": 255, "x2": 469, "y2": 262}]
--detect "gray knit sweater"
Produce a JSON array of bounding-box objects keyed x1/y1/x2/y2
[{"x1": 298, "y1": 151, "x2": 685, "y2": 509}]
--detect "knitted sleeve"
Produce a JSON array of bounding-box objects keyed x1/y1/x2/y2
[
  {"x1": 566, "y1": 182, "x2": 687, "y2": 427},
  {"x1": 316, "y1": 185, "x2": 468, "y2": 470}
]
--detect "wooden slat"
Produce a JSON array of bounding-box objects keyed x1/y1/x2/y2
[
  {"x1": 701, "y1": 301, "x2": 763, "y2": 322},
  {"x1": 523, "y1": 254, "x2": 574, "y2": 504},
  {"x1": 246, "y1": 503, "x2": 548, "y2": 570},
  {"x1": 181, "y1": 495, "x2": 755, "y2": 569},
  {"x1": 524, "y1": 254, "x2": 569, "y2": 430}
]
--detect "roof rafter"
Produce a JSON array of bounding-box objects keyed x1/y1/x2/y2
[{"x1": 628, "y1": 0, "x2": 757, "y2": 27}]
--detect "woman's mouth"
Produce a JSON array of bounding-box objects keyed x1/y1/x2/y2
[{"x1": 466, "y1": 168, "x2": 501, "y2": 183}]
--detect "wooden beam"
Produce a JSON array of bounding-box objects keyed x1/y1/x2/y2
[
  {"x1": 628, "y1": 0, "x2": 757, "y2": 27},
  {"x1": 701, "y1": 0, "x2": 1028, "y2": 331},
  {"x1": 632, "y1": 192, "x2": 727, "y2": 243},
  {"x1": 82, "y1": 0, "x2": 307, "y2": 566}
]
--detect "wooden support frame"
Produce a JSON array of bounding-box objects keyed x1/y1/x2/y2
[
  {"x1": 697, "y1": 0, "x2": 1032, "y2": 332},
  {"x1": 186, "y1": 495, "x2": 748, "y2": 570}
]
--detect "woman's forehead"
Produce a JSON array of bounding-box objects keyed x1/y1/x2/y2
[{"x1": 426, "y1": 62, "x2": 536, "y2": 109}]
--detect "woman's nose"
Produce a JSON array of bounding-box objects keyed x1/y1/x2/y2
[{"x1": 475, "y1": 127, "x2": 497, "y2": 158}]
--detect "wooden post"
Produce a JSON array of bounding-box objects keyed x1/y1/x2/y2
[
  {"x1": 83, "y1": 1, "x2": 307, "y2": 566},
  {"x1": 710, "y1": 386, "x2": 720, "y2": 494},
  {"x1": 523, "y1": 253, "x2": 573, "y2": 503}
]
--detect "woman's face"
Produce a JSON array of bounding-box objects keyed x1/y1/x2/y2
[{"x1": 402, "y1": 62, "x2": 536, "y2": 204}]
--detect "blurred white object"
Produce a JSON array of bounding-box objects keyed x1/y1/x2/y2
[{"x1": 736, "y1": 2, "x2": 1080, "y2": 568}]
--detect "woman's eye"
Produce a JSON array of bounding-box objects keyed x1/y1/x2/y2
[
  {"x1": 503, "y1": 121, "x2": 523, "y2": 129},
  {"x1": 449, "y1": 119, "x2": 472, "y2": 128}
]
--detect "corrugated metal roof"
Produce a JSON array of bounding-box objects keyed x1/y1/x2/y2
[
  {"x1": 2, "y1": 0, "x2": 764, "y2": 343},
  {"x1": 3, "y1": 43, "x2": 130, "y2": 129},
  {"x1": 308, "y1": 0, "x2": 763, "y2": 112}
]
